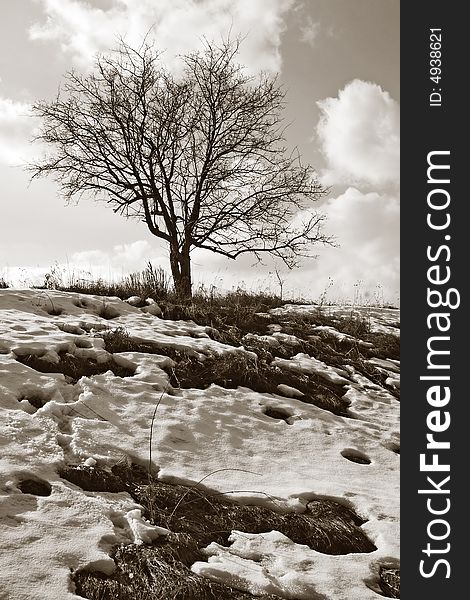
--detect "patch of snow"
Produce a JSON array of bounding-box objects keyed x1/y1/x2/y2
[
  {"x1": 313, "y1": 325, "x2": 373, "y2": 348},
  {"x1": 141, "y1": 302, "x2": 162, "y2": 316},
  {"x1": 125, "y1": 296, "x2": 142, "y2": 306},
  {"x1": 124, "y1": 509, "x2": 170, "y2": 544},
  {"x1": 0, "y1": 290, "x2": 399, "y2": 599},
  {"x1": 272, "y1": 353, "x2": 350, "y2": 385},
  {"x1": 193, "y1": 529, "x2": 387, "y2": 600},
  {"x1": 277, "y1": 384, "x2": 304, "y2": 398},
  {"x1": 385, "y1": 376, "x2": 400, "y2": 389},
  {"x1": 271, "y1": 304, "x2": 400, "y2": 336},
  {"x1": 368, "y1": 357, "x2": 400, "y2": 373}
]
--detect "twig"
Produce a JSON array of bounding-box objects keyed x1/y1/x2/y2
[
  {"x1": 181, "y1": 489, "x2": 286, "y2": 512},
  {"x1": 167, "y1": 468, "x2": 259, "y2": 525},
  {"x1": 148, "y1": 389, "x2": 167, "y2": 480}
]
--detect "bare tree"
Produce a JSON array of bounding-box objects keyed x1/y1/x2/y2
[{"x1": 30, "y1": 39, "x2": 331, "y2": 297}]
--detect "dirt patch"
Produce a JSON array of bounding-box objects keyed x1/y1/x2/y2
[
  {"x1": 18, "y1": 478, "x2": 52, "y2": 496},
  {"x1": 15, "y1": 351, "x2": 135, "y2": 384}
]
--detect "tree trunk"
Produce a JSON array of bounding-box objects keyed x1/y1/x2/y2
[{"x1": 169, "y1": 244, "x2": 192, "y2": 299}]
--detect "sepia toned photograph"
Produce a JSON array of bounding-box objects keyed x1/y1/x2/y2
[{"x1": 0, "y1": 2, "x2": 399, "y2": 599}]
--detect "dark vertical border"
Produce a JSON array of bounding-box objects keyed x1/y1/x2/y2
[{"x1": 402, "y1": 2, "x2": 466, "y2": 597}]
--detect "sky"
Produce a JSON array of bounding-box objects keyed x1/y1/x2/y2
[{"x1": 0, "y1": 0, "x2": 399, "y2": 304}]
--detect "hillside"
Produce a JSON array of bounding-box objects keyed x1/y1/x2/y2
[{"x1": 0, "y1": 289, "x2": 399, "y2": 600}]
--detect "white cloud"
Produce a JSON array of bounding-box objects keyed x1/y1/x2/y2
[
  {"x1": 299, "y1": 17, "x2": 320, "y2": 47},
  {"x1": 164, "y1": 187, "x2": 399, "y2": 303},
  {"x1": 70, "y1": 240, "x2": 167, "y2": 273},
  {"x1": 4, "y1": 240, "x2": 169, "y2": 287},
  {"x1": 60, "y1": 186, "x2": 399, "y2": 303},
  {"x1": 0, "y1": 97, "x2": 35, "y2": 165},
  {"x1": 290, "y1": 187, "x2": 399, "y2": 303},
  {"x1": 316, "y1": 79, "x2": 399, "y2": 187},
  {"x1": 29, "y1": 0, "x2": 294, "y2": 73},
  {"x1": 3, "y1": 201, "x2": 399, "y2": 303}
]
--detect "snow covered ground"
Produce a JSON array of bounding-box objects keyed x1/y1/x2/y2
[{"x1": 0, "y1": 289, "x2": 399, "y2": 600}]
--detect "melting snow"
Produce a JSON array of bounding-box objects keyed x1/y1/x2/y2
[
  {"x1": 0, "y1": 289, "x2": 399, "y2": 600},
  {"x1": 272, "y1": 353, "x2": 351, "y2": 385}
]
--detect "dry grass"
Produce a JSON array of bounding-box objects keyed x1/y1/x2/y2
[
  {"x1": 99, "y1": 320, "x2": 398, "y2": 415},
  {"x1": 6, "y1": 275, "x2": 398, "y2": 597},
  {"x1": 63, "y1": 462, "x2": 376, "y2": 556},
  {"x1": 68, "y1": 462, "x2": 376, "y2": 600},
  {"x1": 174, "y1": 307, "x2": 399, "y2": 399},
  {"x1": 47, "y1": 262, "x2": 283, "y2": 315},
  {"x1": 74, "y1": 540, "x2": 284, "y2": 600},
  {"x1": 59, "y1": 465, "x2": 127, "y2": 493},
  {"x1": 15, "y1": 351, "x2": 135, "y2": 384},
  {"x1": 363, "y1": 332, "x2": 400, "y2": 361},
  {"x1": 101, "y1": 328, "x2": 167, "y2": 355},
  {"x1": 42, "y1": 262, "x2": 172, "y2": 302},
  {"x1": 51, "y1": 266, "x2": 398, "y2": 392},
  {"x1": 165, "y1": 351, "x2": 350, "y2": 417},
  {"x1": 98, "y1": 327, "x2": 351, "y2": 416},
  {"x1": 263, "y1": 323, "x2": 399, "y2": 398},
  {"x1": 379, "y1": 567, "x2": 400, "y2": 598}
]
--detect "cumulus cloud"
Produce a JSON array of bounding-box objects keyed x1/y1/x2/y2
[
  {"x1": 316, "y1": 79, "x2": 399, "y2": 187},
  {"x1": 0, "y1": 97, "x2": 36, "y2": 165},
  {"x1": 29, "y1": 0, "x2": 294, "y2": 72},
  {"x1": 288, "y1": 187, "x2": 399, "y2": 302}
]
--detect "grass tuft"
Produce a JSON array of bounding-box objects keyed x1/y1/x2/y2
[
  {"x1": 72, "y1": 460, "x2": 376, "y2": 600},
  {"x1": 114, "y1": 462, "x2": 376, "y2": 556},
  {"x1": 379, "y1": 567, "x2": 400, "y2": 598},
  {"x1": 16, "y1": 351, "x2": 135, "y2": 384},
  {"x1": 74, "y1": 540, "x2": 283, "y2": 600},
  {"x1": 59, "y1": 465, "x2": 127, "y2": 493},
  {"x1": 165, "y1": 351, "x2": 350, "y2": 417},
  {"x1": 101, "y1": 327, "x2": 166, "y2": 355}
]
